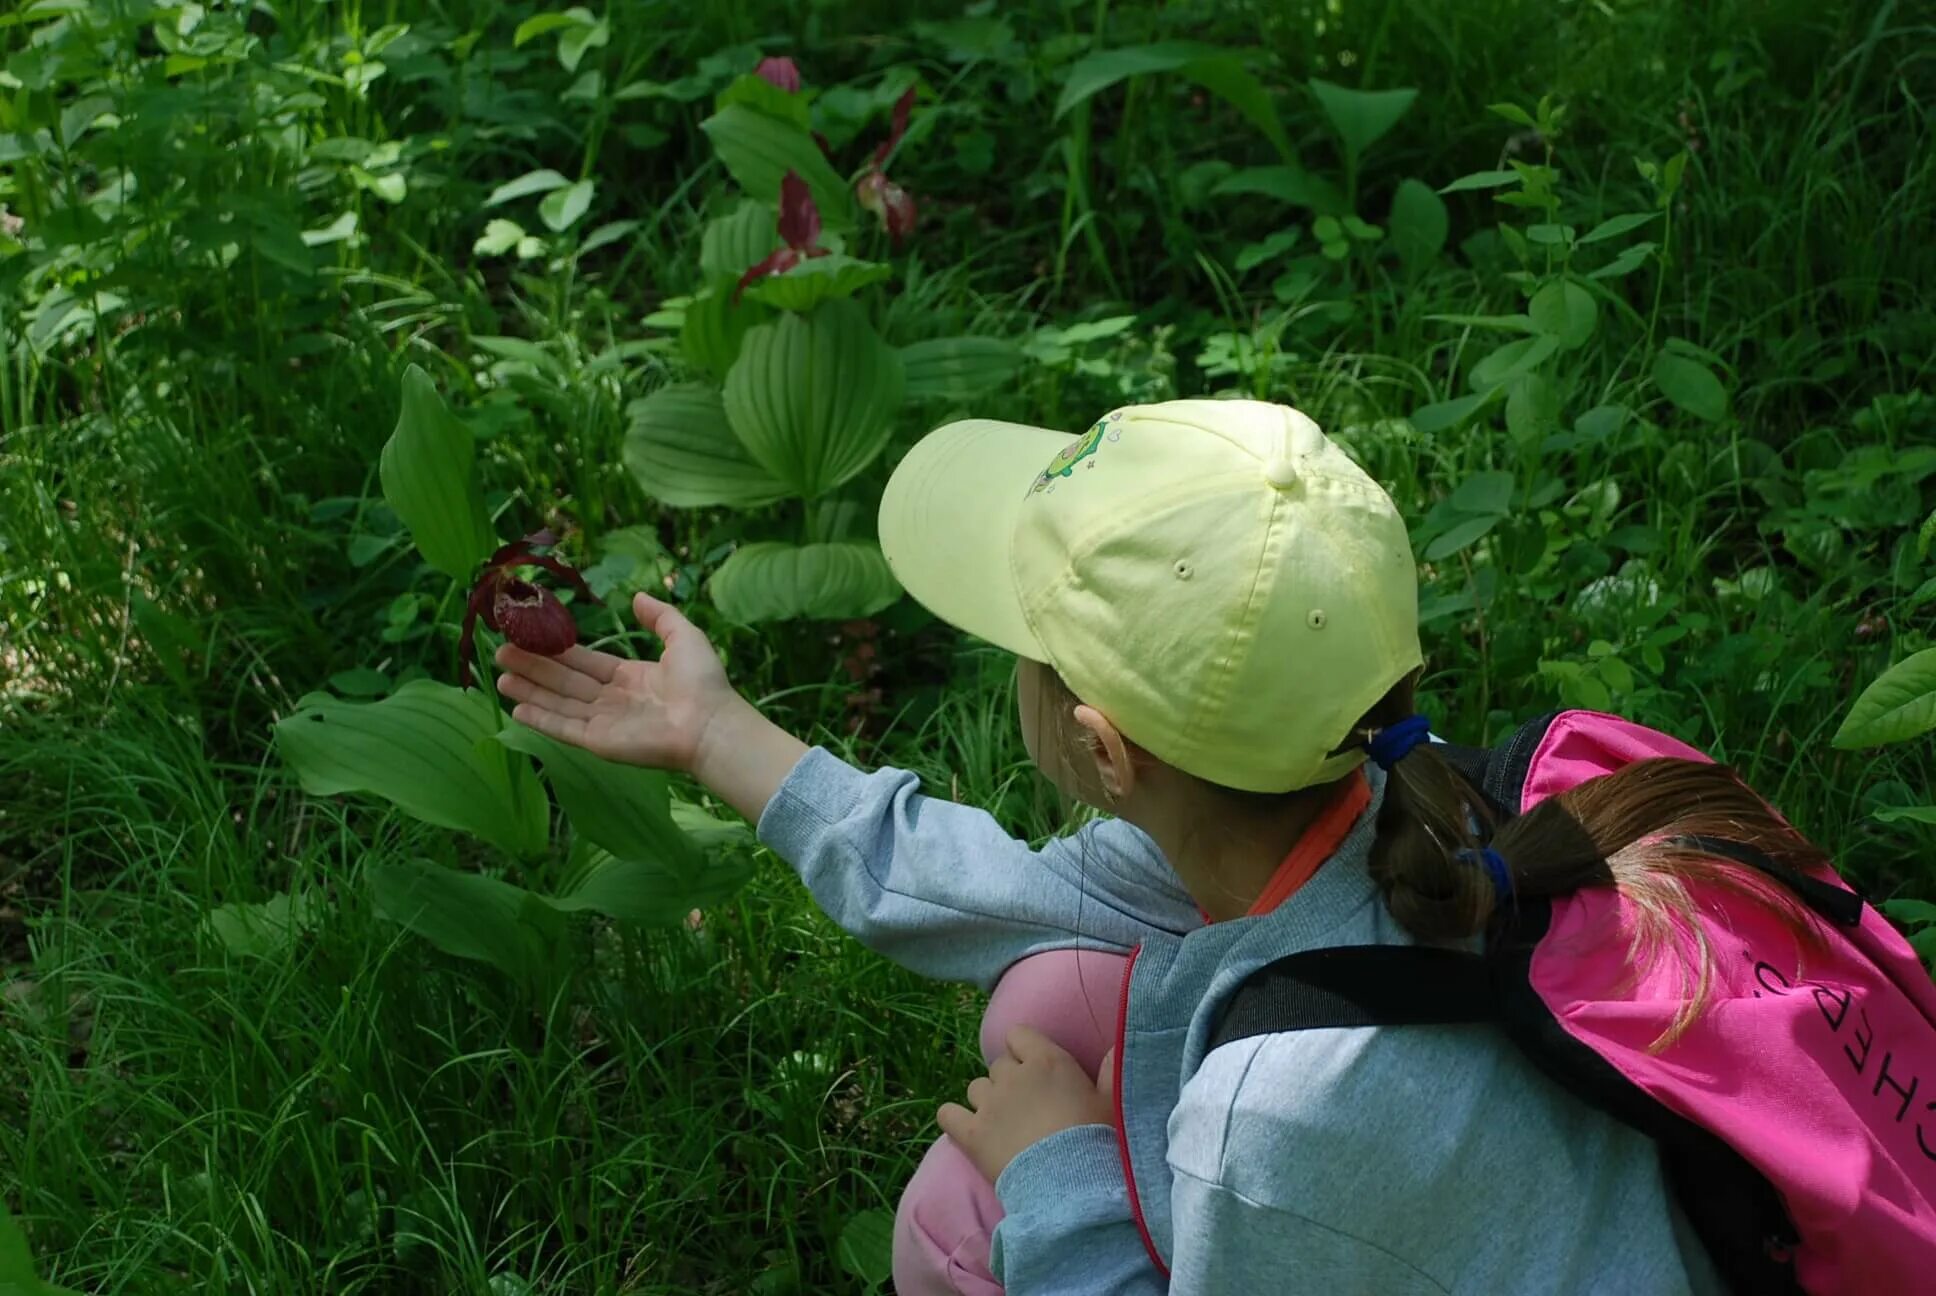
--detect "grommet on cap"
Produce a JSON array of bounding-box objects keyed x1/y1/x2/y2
[
  {"x1": 1307, "y1": 608, "x2": 1327, "y2": 629},
  {"x1": 1264, "y1": 457, "x2": 1299, "y2": 488}
]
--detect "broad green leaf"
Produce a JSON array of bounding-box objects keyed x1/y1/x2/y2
[
  {"x1": 1, "y1": 1197, "x2": 80, "y2": 1295},
  {"x1": 1451, "y1": 470, "x2": 1514, "y2": 516},
  {"x1": 680, "y1": 288, "x2": 770, "y2": 380},
  {"x1": 836, "y1": 1208, "x2": 896, "y2": 1289},
  {"x1": 1055, "y1": 43, "x2": 1292, "y2": 163},
  {"x1": 512, "y1": 11, "x2": 591, "y2": 46},
  {"x1": 1488, "y1": 102, "x2": 1538, "y2": 128},
  {"x1": 553, "y1": 840, "x2": 754, "y2": 927},
  {"x1": 1426, "y1": 312, "x2": 1537, "y2": 333},
  {"x1": 578, "y1": 219, "x2": 639, "y2": 255},
  {"x1": 700, "y1": 201, "x2": 778, "y2": 283},
  {"x1": 300, "y1": 211, "x2": 359, "y2": 247},
  {"x1": 496, "y1": 725, "x2": 698, "y2": 870},
  {"x1": 1424, "y1": 513, "x2": 1503, "y2": 561},
  {"x1": 716, "y1": 73, "x2": 812, "y2": 130},
  {"x1": 1505, "y1": 373, "x2": 1561, "y2": 444},
  {"x1": 722, "y1": 300, "x2": 904, "y2": 499},
  {"x1": 275, "y1": 680, "x2": 548, "y2": 858},
  {"x1": 1438, "y1": 169, "x2": 1519, "y2": 194},
  {"x1": 899, "y1": 336, "x2": 1023, "y2": 399},
  {"x1": 1833, "y1": 648, "x2": 1936, "y2": 749},
  {"x1": 709, "y1": 541, "x2": 903, "y2": 623},
  {"x1": 1211, "y1": 165, "x2": 1346, "y2": 214},
  {"x1": 743, "y1": 255, "x2": 893, "y2": 312},
  {"x1": 1308, "y1": 79, "x2": 1417, "y2": 166},
  {"x1": 379, "y1": 366, "x2": 497, "y2": 579},
  {"x1": 701, "y1": 104, "x2": 855, "y2": 227},
  {"x1": 1578, "y1": 212, "x2": 1657, "y2": 245},
  {"x1": 487, "y1": 168, "x2": 569, "y2": 206},
  {"x1": 206, "y1": 891, "x2": 321, "y2": 959},
  {"x1": 1387, "y1": 178, "x2": 1447, "y2": 276},
  {"x1": 1409, "y1": 391, "x2": 1494, "y2": 434},
  {"x1": 538, "y1": 179, "x2": 594, "y2": 233},
  {"x1": 1528, "y1": 280, "x2": 1598, "y2": 350},
  {"x1": 1234, "y1": 229, "x2": 1300, "y2": 272},
  {"x1": 1468, "y1": 334, "x2": 1559, "y2": 392},
  {"x1": 475, "y1": 218, "x2": 525, "y2": 256},
  {"x1": 368, "y1": 859, "x2": 567, "y2": 985},
  {"x1": 1589, "y1": 242, "x2": 1656, "y2": 280},
  {"x1": 1652, "y1": 351, "x2": 1729, "y2": 423},
  {"x1": 624, "y1": 384, "x2": 791, "y2": 508},
  {"x1": 558, "y1": 16, "x2": 609, "y2": 72},
  {"x1": 1177, "y1": 57, "x2": 1294, "y2": 164},
  {"x1": 1875, "y1": 806, "x2": 1936, "y2": 827}
]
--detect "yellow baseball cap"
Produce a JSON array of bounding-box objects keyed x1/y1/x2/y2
[{"x1": 878, "y1": 399, "x2": 1422, "y2": 793}]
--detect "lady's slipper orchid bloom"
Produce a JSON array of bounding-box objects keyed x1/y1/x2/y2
[
  {"x1": 856, "y1": 87, "x2": 919, "y2": 245},
  {"x1": 458, "y1": 530, "x2": 596, "y2": 687},
  {"x1": 754, "y1": 56, "x2": 801, "y2": 93},
  {"x1": 735, "y1": 171, "x2": 829, "y2": 298}
]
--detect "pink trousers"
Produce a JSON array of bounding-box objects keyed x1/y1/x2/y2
[{"x1": 892, "y1": 948, "x2": 1131, "y2": 1296}]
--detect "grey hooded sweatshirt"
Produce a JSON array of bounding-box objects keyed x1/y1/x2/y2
[{"x1": 758, "y1": 748, "x2": 1724, "y2": 1294}]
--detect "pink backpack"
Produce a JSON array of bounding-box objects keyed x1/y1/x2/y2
[{"x1": 1212, "y1": 710, "x2": 1936, "y2": 1293}]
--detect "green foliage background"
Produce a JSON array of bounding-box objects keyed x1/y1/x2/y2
[{"x1": 3, "y1": 0, "x2": 1933, "y2": 1290}]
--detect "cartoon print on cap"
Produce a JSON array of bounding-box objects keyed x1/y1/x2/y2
[{"x1": 1030, "y1": 410, "x2": 1124, "y2": 495}]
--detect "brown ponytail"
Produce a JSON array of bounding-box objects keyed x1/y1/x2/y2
[{"x1": 1358, "y1": 673, "x2": 1828, "y2": 1042}]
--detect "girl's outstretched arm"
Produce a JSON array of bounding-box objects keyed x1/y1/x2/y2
[{"x1": 497, "y1": 591, "x2": 1199, "y2": 987}]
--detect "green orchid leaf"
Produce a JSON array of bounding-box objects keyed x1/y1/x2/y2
[
  {"x1": 275, "y1": 680, "x2": 548, "y2": 858},
  {"x1": 700, "y1": 104, "x2": 854, "y2": 227},
  {"x1": 709, "y1": 541, "x2": 903, "y2": 624},
  {"x1": 742, "y1": 256, "x2": 893, "y2": 312},
  {"x1": 368, "y1": 859, "x2": 570, "y2": 986},
  {"x1": 722, "y1": 300, "x2": 904, "y2": 499},
  {"x1": 380, "y1": 366, "x2": 497, "y2": 579},
  {"x1": 624, "y1": 383, "x2": 792, "y2": 508},
  {"x1": 899, "y1": 336, "x2": 1024, "y2": 400}
]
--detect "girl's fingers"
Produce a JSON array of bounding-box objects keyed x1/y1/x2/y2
[
  {"x1": 936, "y1": 1102, "x2": 973, "y2": 1142},
  {"x1": 634, "y1": 592, "x2": 702, "y2": 648},
  {"x1": 496, "y1": 673, "x2": 596, "y2": 719},
  {"x1": 509, "y1": 702, "x2": 589, "y2": 747},
  {"x1": 965, "y1": 1076, "x2": 992, "y2": 1111},
  {"x1": 556, "y1": 643, "x2": 621, "y2": 683},
  {"x1": 495, "y1": 644, "x2": 605, "y2": 698}
]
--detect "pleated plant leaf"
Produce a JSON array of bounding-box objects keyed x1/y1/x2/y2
[
  {"x1": 380, "y1": 366, "x2": 498, "y2": 579},
  {"x1": 709, "y1": 540, "x2": 903, "y2": 624},
  {"x1": 899, "y1": 336, "x2": 1023, "y2": 400},
  {"x1": 721, "y1": 300, "x2": 904, "y2": 499},
  {"x1": 623, "y1": 384, "x2": 791, "y2": 508},
  {"x1": 275, "y1": 680, "x2": 549, "y2": 858}
]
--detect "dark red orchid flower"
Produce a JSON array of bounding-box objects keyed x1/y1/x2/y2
[
  {"x1": 754, "y1": 56, "x2": 801, "y2": 93},
  {"x1": 735, "y1": 170, "x2": 829, "y2": 298},
  {"x1": 856, "y1": 87, "x2": 919, "y2": 246},
  {"x1": 458, "y1": 530, "x2": 596, "y2": 688}
]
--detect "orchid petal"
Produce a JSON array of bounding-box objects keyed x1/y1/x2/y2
[
  {"x1": 872, "y1": 86, "x2": 916, "y2": 167},
  {"x1": 754, "y1": 56, "x2": 801, "y2": 93},
  {"x1": 734, "y1": 247, "x2": 802, "y2": 301},
  {"x1": 776, "y1": 170, "x2": 822, "y2": 253}
]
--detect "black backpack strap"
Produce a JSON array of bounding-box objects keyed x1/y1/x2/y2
[
  {"x1": 1208, "y1": 945, "x2": 1496, "y2": 1052},
  {"x1": 1426, "y1": 710, "x2": 1562, "y2": 821}
]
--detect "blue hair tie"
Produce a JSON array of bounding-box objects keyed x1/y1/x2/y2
[
  {"x1": 1365, "y1": 714, "x2": 1431, "y2": 770},
  {"x1": 1457, "y1": 846, "x2": 1516, "y2": 903}
]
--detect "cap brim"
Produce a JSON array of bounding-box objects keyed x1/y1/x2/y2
[{"x1": 879, "y1": 418, "x2": 1063, "y2": 660}]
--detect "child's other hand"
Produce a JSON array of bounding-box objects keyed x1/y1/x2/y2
[
  {"x1": 937, "y1": 1025, "x2": 1114, "y2": 1184},
  {"x1": 495, "y1": 592, "x2": 738, "y2": 775}
]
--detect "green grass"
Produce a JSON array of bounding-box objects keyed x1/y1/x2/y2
[{"x1": 4, "y1": 0, "x2": 1934, "y2": 1290}]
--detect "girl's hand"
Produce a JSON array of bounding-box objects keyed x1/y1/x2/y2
[
  {"x1": 495, "y1": 593, "x2": 808, "y2": 822},
  {"x1": 495, "y1": 593, "x2": 734, "y2": 773},
  {"x1": 937, "y1": 1026, "x2": 1115, "y2": 1184}
]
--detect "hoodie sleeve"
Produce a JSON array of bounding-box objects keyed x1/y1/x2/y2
[
  {"x1": 989, "y1": 1125, "x2": 1168, "y2": 1294},
  {"x1": 756, "y1": 747, "x2": 1199, "y2": 988}
]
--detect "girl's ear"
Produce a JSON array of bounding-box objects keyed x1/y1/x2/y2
[{"x1": 1073, "y1": 704, "x2": 1137, "y2": 802}]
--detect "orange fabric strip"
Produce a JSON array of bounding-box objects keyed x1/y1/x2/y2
[{"x1": 1243, "y1": 769, "x2": 1373, "y2": 918}]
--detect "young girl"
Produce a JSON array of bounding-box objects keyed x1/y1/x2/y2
[{"x1": 495, "y1": 399, "x2": 1742, "y2": 1293}]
